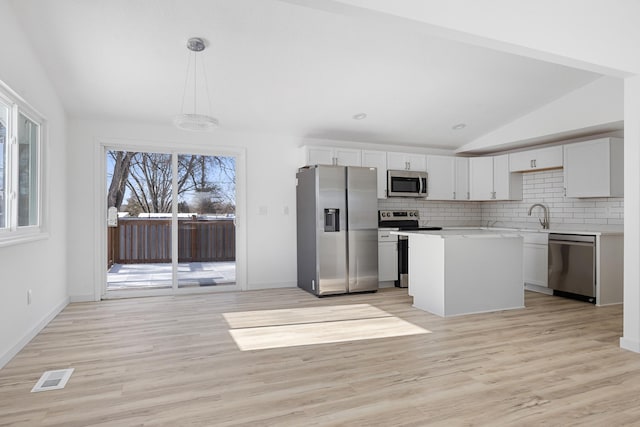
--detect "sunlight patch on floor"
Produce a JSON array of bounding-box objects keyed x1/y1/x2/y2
[{"x1": 224, "y1": 304, "x2": 430, "y2": 351}]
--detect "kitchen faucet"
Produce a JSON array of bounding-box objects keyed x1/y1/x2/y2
[{"x1": 528, "y1": 203, "x2": 549, "y2": 229}]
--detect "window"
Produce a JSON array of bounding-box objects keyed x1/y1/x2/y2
[{"x1": 0, "y1": 83, "x2": 44, "y2": 245}]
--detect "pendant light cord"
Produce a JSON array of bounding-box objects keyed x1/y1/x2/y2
[{"x1": 178, "y1": 51, "x2": 193, "y2": 115}]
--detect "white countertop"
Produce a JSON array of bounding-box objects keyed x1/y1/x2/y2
[
  {"x1": 391, "y1": 225, "x2": 623, "y2": 239},
  {"x1": 442, "y1": 226, "x2": 623, "y2": 236},
  {"x1": 391, "y1": 229, "x2": 523, "y2": 239}
]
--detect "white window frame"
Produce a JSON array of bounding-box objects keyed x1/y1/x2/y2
[{"x1": 0, "y1": 81, "x2": 47, "y2": 247}]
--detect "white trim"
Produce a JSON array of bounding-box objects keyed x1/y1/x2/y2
[
  {"x1": 620, "y1": 337, "x2": 640, "y2": 353},
  {"x1": 247, "y1": 281, "x2": 297, "y2": 290},
  {"x1": 0, "y1": 81, "x2": 48, "y2": 246},
  {"x1": 0, "y1": 230, "x2": 49, "y2": 247},
  {"x1": 94, "y1": 137, "x2": 248, "y2": 298},
  {"x1": 69, "y1": 294, "x2": 96, "y2": 303},
  {"x1": 0, "y1": 296, "x2": 69, "y2": 369},
  {"x1": 104, "y1": 284, "x2": 242, "y2": 300}
]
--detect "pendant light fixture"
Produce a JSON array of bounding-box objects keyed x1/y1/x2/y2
[{"x1": 173, "y1": 37, "x2": 219, "y2": 131}]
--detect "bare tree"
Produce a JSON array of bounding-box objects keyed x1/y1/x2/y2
[
  {"x1": 107, "y1": 151, "x2": 235, "y2": 215},
  {"x1": 107, "y1": 151, "x2": 135, "y2": 209}
]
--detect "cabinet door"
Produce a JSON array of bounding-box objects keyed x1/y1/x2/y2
[
  {"x1": 534, "y1": 146, "x2": 563, "y2": 170},
  {"x1": 523, "y1": 243, "x2": 548, "y2": 287},
  {"x1": 510, "y1": 146, "x2": 563, "y2": 172},
  {"x1": 454, "y1": 157, "x2": 469, "y2": 200},
  {"x1": 378, "y1": 241, "x2": 398, "y2": 282},
  {"x1": 362, "y1": 150, "x2": 387, "y2": 199},
  {"x1": 509, "y1": 150, "x2": 533, "y2": 172},
  {"x1": 564, "y1": 139, "x2": 621, "y2": 198},
  {"x1": 493, "y1": 154, "x2": 511, "y2": 200},
  {"x1": 406, "y1": 154, "x2": 427, "y2": 171},
  {"x1": 426, "y1": 155, "x2": 455, "y2": 200},
  {"x1": 306, "y1": 146, "x2": 334, "y2": 166},
  {"x1": 387, "y1": 152, "x2": 409, "y2": 170},
  {"x1": 469, "y1": 157, "x2": 494, "y2": 200},
  {"x1": 335, "y1": 148, "x2": 362, "y2": 166},
  {"x1": 387, "y1": 152, "x2": 426, "y2": 171}
]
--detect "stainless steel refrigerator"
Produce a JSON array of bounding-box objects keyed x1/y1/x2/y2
[{"x1": 296, "y1": 165, "x2": 378, "y2": 296}]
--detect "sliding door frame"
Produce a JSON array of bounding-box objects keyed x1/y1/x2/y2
[{"x1": 93, "y1": 138, "x2": 247, "y2": 300}]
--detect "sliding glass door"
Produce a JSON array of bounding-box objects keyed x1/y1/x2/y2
[{"x1": 105, "y1": 148, "x2": 237, "y2": 295}]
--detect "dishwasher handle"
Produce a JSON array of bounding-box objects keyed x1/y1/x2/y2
[
  {"x1": 549, "y1": 240, "x2": 594, "y2": 248},
  {"x1": 548, "y1": 233, "x2": 595, "y2": 244}
]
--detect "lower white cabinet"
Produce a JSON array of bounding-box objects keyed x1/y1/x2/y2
[
  {"x1": 378, "y1": 230, "x2": 398, "y2": 283},
  {"x1": 522, "y1": 233, "x2": 548, "y2": 287}
]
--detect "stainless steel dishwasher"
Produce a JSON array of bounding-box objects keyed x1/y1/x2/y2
[{"x1": 548, "y1": 233, "x2": 596, "y2": 303}]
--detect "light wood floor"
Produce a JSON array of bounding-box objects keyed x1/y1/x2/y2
[{"x1": 0, "y1": 287, "x2": 638, "y2": 426}]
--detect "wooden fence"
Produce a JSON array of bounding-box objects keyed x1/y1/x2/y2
[{"x1": 108, "y1": 217, "x2": 235, "y2": 266}]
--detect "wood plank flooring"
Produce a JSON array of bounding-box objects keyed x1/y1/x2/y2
[{"x1": 0, "y1": 287, "x2": 638, "y2": 426}]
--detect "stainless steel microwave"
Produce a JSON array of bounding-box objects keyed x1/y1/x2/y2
[{"x1": 387, "y1": 170, "x2": 428, "y2": 198}]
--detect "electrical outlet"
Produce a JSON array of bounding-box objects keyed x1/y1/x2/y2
[
  {"x1": 606, "y1": 206, "x2": 613, "y2": 216},
  {"x1": 27, "y1": 289, "x2": 32, "y2": 305}
]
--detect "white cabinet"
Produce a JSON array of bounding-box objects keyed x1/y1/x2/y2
[
  {"x1": 378, "y1": 230, "x2": 398, "y2": 283},
  {"x1": 424, "y1": 155, "x2": 469, "y2": 201},
  {"x1": 426, "y1": 155, "x2": 455, "y2": 200},
  {"x1": 469, "y1": 155, "x2": 522, "y2": 201},
  {"x1": 454, "y1": 157, "x2": 470, "y2": 200},
  {"x1": 302, "y1": 146, "x2": 361, "y2": 167},
  {"x1": 469, "y1": 157, "x2": 495, "y2": 201},
  {"x1": 387, "y1": 152, "x2": 427, "y2": 171},
  {"x1": 509, "y1": 146, "x2": 563, "y2": 172},
  {"x1": 564, "y1": 137, "x2": 623, "y2": 198},
  {"x1": 362, "y1": 150, "x2": 388, "y2": 199},
  {"x1": 523, "y1": 233, "x2": 548, "y2": 288}
]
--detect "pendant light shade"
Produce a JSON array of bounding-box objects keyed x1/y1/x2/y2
[{"x1": 174, "y1": 37, "x2": 219, "y2": 131}]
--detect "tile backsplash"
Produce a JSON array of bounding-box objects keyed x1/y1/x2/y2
[{"x1": 378, "y1": 169, "x2": 623, "y2": 228}]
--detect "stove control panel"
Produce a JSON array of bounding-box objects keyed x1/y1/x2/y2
[{"x1": 378, "y1": 210, "x2": 420, "y2": 221}]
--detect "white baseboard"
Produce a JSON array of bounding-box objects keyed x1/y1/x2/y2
[
  {"x1": 0, "y1": 297, "x2": 69, "y2": 369},
  {"x1": 620, "y1": 337, "x2": 640, "y2": 353},
  {"x1": 247, "y1": 281, "x2": 297, "y2": 290},
  {"x1": 69, "y1": 294, "x2": 97, "y2": 303},
  {"x1": 524, "y1": 284, "x2": 553, "y2": 295}
]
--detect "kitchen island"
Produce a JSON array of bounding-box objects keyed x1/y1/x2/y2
[{"x1": 392, "y1": 229, "x2": 524, "y2": 317}]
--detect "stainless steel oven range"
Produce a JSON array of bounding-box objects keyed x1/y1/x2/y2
[{"x1": 378, "y1": 210, "x2": 442, "y2": 288}]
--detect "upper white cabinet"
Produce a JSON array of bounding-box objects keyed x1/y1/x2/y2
[
  {"x1": 425, "y1": 155, "x2": 455, "y2": 200},
  {"x1": 509, "y1": 145, "x2": 563, "y2": 172},
  {"x1": 469, "y1": 155, "x2": 522, "y2": 201},
  {"x1": 387, "y1": 152, "x2": 427, "y2": 171},
  {"x1": 564, "y1": 137, "x2": 623, "y2": 198},
  {"x1": 454, "y1": 157, "x2": 470, "y2": 201},
  {"x1": 469, "y1": 157, "x2": 494, "y2": 201},
  {"x1": 425, "y1": 155, "x2": 469, "y2": 200},
  {"x1": 303, "y1": 146, "x2": 361, "y2": 167},
  {"x1": 362, "y1": 150, "x2": 388, "y2": 199}
]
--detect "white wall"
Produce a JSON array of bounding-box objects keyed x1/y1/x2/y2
[
  {"x1": 67, "y1": 119, "x2": 299, "y2": 300},
  {"x1": 457, "y1": 76, "x2": 624, "y2": 154},
  {"x1": 0, "y1": 0, "x2": 68, "y2": 368}
]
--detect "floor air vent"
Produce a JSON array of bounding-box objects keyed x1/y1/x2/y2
[{"x1": 31, "y1": 368, "x2": 74, "y2": 392}]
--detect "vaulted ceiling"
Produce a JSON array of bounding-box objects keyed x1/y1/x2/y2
[{"x1": 10, "y1": 0, "x2": 604, "y2": 150}]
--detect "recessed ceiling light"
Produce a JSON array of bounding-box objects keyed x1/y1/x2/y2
[
  {"x1": 353, "y1": 113, "x2": 367, "y2": 120},
  {"x1": 452, "y1": 123, "x2": 466, "y2": 130}
]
